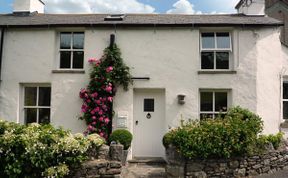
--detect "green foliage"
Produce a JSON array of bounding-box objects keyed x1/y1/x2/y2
[
  {"x1": 258, "y1": 132, "x2": 284, "y2": 150},
  {"x1": 109, "y1": 129, "x2": 133, "y2": 150},
  {"x1": 0, "y1": 120, "x2": 104, "y2": 178},
  {"x1": 163, "y1": 107, "x2": 264, "y2": 159},
  {"x1": 162, "y1": 131, "x2": 176, "y2": 148}
]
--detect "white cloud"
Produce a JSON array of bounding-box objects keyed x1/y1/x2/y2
[
  {"x1": 42, "y1": 0, "x2": 155, "y2": 14},
  {"x1": 166, "y1": 0, "x2": 201, "y2": 14}
]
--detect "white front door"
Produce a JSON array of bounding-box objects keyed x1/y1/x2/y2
[{"x1": 133, "y1": 89, "x2": 165, "y2": 158}]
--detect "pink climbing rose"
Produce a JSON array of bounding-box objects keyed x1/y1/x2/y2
[
  {"x1": 108, "y1": 97, "x2": 113, "y2": 102},
  {"x1": 106, "y1": 66, "x2": 113, "y2": 73}
]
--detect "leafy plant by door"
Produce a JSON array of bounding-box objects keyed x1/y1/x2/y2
[{"x1": 79, "y1": 40, "x2": 132, "y2": 140}]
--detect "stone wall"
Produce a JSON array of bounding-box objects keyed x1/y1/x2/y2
[
  {"x1": 166, "y1": 146, "x2": 288, "y2": 178},
  {"x1": 69, "y1": 144, "x2": 124, "y2": 178}
]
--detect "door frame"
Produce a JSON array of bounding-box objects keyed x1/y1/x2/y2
[{"x1": 132, "y1": 88, "x2": 166, "y2": 158}]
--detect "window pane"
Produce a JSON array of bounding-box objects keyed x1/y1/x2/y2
[
  {"x1": 144, "y1": 99, "x2": 154, "y2": 112},
  {"x1": 215, "y1": 92, "x2": 227, "y2": 112},
  {"x1": 73, "y1": 51, "x2": 84, "y2": 69},
  {"x1": 39, "y1": 108, "x2": 50, "y2": 124},
  {"x1": 216, "y1": 33, "x2": 230, "y2": 49},
  {"x1": 60, "y1": 33, "x2": 71, "y2": 49},
  {"x1": 215, "y1": 113, "x2": 226, "y2": 119},
  {"x1": 283, "y1": 82, "x2": 288, "y2": 99},
  {"x1": 200, "y1": 92, "x2": 213, "y2": 111},
  {"x1": 25, "y1": 108, "x2": 37, "y2": 124},
  {"x1": 24, "y1": 87, "x2": 37, "y2": 106},
  {"x1": 202, "y1": 33, "x2": 215, "y2": 49},
  {"x1": 73, "y1": 33, "x2": 84, "y2": 49},
  {"x1": 201, "y1": 52, "x2": 214, "y2": 69},
  {"x1": 38, "y1": 87, "x2": 51, "y2": 106},
  {"x1": 216, "y1": 52, "x2": 229, "y2": 69},
  {"x1": 284, "y1": 101, "x2": 288, "y2": 119},
  {"x1": 60, "y1": 51, "x2": 71, "y2": 68}
]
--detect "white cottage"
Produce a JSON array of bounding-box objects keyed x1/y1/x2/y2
[{"x1": 0, "y1": 0, "x2": 287, "y2": 158}]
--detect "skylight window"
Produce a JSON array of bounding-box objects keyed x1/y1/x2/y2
[{"x1": 104, "y1": 14, "x2": 125, "y2": 21}]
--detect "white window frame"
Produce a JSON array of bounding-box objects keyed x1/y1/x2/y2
[
  {"x1": 200, "y1": 32, "x2": 232, "y2": 70},
  {"x1": 21, "y1": 84, "x2": 51, "y2": 124},
  {"x1": 59, "y1": 32, "x2": 85, "y2": 69},
  {"x1": 199, "y1": 90, "x2": 230, "y2": 119}
]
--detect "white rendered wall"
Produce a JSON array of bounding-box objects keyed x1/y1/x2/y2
[{"x1": 0, "y1": 26, "x2": 283, "y2": 135}]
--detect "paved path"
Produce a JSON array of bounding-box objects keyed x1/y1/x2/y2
[
  {"x1": 255, "y1": 169, "x2": 288, "y2": 178},
  {"x1": 121, "y1": 164, "x2": 166, "y2": 178}
]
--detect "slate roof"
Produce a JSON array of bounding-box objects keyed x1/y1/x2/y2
[{"x1": 0, "y1": 13, "x2": 283, "y2": 28}]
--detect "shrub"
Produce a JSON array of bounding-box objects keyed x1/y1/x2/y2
[
  {"x1": 0, "y1": 120, "x2": 104, "y2": 178},
  {"x1": 162, "y1": 131, "x2": 176, "y2": 148},
  {"x1": 163, "y1": 107, "x2": 264, "y2": 159},
  {"x1": 257, "y1": 132, "x2": 284, "y2": 150},
  {"x1": 109, "y1": 129, "x2": 133, "y2": 150}
]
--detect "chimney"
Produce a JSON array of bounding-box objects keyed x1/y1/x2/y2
[
  {"x1": 13, "y1": 0, "x2": 45, "y2": 14},
  {"x1": 235, "y1": 0, "x2": 265, "y2": 15}
]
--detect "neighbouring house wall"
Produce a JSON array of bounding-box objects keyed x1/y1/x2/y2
[
  {"x1": 0, "y1": 26, "x2": 283, "y2": 136},
  {"x1": 237, "y1": 0, "x2": 265, "y2": 15},
  {"x1": 265, "y1": 0, "x2": 288, "y2": 47}
]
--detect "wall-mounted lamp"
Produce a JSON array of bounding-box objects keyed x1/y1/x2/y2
[{"x1": 177, "y1": 94, "x2": 186, "y2": 105}]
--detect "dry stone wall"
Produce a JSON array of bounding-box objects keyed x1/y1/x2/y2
[
  {"x1": 166, "y1": 146, "x2": 288, "y2": 178},
  {"x1": 69, "y1": 144, "x2": 124, "y2": 178}
]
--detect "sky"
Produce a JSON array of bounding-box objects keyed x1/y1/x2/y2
[{"x1": 0, "y1": 0, "x2": 239, "y2": 14}]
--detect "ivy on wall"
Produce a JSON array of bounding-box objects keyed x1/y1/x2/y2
[{"x1": 79, "y1": 41, "x2": 132, "y2": 139}]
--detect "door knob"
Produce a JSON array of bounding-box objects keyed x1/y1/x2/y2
[{"x1": 135, "y1": 120, "x2": 139, "y2": 125}]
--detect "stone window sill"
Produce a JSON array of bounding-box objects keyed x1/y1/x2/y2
[
  {"x1": 280, "y1": 121, "x2": 288, "y2": 128},
  {"x1": 52, "y1": 70, "x2": 85, "y2": 74},
  {"x1": 198, "y1": 70, "x2": 237, "y2": 74}
]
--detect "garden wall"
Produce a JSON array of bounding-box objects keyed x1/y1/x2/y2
[
  {"x1": 166, "y1": 146, "x2": 288, "y2": 178},
  {"x1": 69, "y1": 144, "x2": 124, "y2": 178}
]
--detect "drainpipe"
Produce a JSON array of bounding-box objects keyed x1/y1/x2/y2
[{"x1": 0, "y1": 28, "x2": 5, "y2": 81}]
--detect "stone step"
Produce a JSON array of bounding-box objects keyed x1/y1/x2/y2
[
  {"x1": 123, "y1": 157, "x2": 167, "y2": 178},
  {"x1": 128, "y1": 157, "x2": 167, "y2": 166}
]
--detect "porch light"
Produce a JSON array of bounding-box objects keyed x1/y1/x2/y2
[{"x1": 177, "y1": 94, "x2": 186, "y2": 105}]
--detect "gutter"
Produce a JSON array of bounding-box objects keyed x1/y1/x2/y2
[
  {"x1": 0, "y1": 28, "x2": 4, "y2": 81},
  {"x1": 0, "y1": 22, "x2": 284, "y2": 29}
]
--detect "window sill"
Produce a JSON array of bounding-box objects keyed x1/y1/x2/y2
[
  {"x1": 280, "y1": 121, "x2": 288, "y2": 128},
  {"x1": 52, "y1": 70, "x2": 85, "y2": 74},
  {"x1": 198, "y1": 70, "x2": 237, "y2": 74}
]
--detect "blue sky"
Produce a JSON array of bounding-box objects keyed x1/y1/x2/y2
[{"x1": 0, "y1": 0, "x2": 238, "y2": 14}]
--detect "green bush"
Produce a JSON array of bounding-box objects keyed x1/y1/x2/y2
[
  {"x1": 109, "y1": 129, "x2": 133, "y2": 150},
  {"x1": 257, "y1": 132, "x2": 284, "y2": 150},
  {"x1": 163, "y1": 107, "x2": 264, "y2": 159},
  {"x1": 0, "y1": 120, "x2": 104, "y2": 178},
  {"x1": 162, "y1": 131, "x2": 176, "y2": 148}
]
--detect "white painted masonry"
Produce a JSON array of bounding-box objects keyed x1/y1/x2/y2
[
  {"x1": 0, "y1": 26, "x2": 284, "y2": 137},
  {"x1": 13, "y1": 0, "x2": 44, "y2": 13}
]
